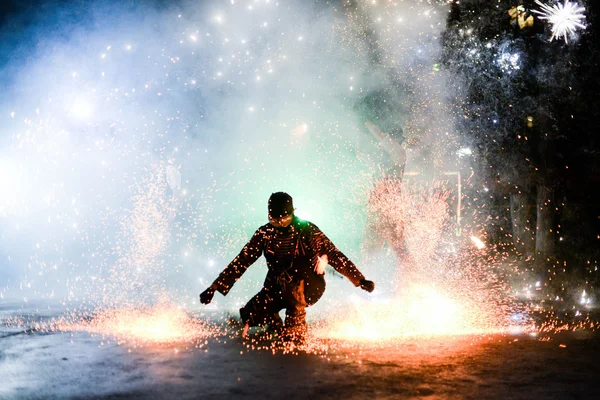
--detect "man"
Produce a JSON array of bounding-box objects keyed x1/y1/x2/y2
[{"x1": 199, "y1": 192, "x2": 375, "y2": 342}]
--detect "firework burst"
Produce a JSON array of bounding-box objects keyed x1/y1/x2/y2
[{"x1": 533, "y1": 0, "x2": 587, "y2": 44}]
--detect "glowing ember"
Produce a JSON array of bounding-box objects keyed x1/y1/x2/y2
[{"x1": 470, "y1": 236, "x2": 485, "y2": 249}]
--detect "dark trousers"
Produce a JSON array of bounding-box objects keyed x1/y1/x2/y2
[{"x1": 239, "y1": 279, "x2": 307, "y2": 332}]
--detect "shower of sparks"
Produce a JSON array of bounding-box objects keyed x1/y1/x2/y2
[
  {"x1": 533, "y1": 0, "x2": 587, "y2": 43},
  {"x1": 325, "y1": 178, "x2": 536, "y2": 343},
  {"x1": 58, "y1": 303, "x2": 216, "y2": 345},
  {"x1": 86, "y1": 162, "x2": 178, "y2": 308},
  {"x1": 366, "y1": 178, "x2": 452, "y2": 272},
  {"x1": 315, "y1": 285, "x2": 529, "y2": 342}
]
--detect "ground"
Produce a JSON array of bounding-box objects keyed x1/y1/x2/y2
[{"x1": 1, "y1": 304, "x2": 600, "y2": 399}]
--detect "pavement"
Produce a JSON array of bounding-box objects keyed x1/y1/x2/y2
[{"x1": 1, "y1": 306, "x2": 600, "y2": 399}]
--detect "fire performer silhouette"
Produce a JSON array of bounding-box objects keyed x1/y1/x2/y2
[
  {"x1": 199, "y1": 192, "x2": 375, "y2": 343},
  {"x1": 363, "y1": 120, "x2": 408, "y2": 254}
]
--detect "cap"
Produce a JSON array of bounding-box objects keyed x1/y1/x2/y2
[{"x1": 268, "y1": 192, "x2": 294, "y2": 218}]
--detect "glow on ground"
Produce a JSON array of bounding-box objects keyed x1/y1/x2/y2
[{"x1": 315, "y1": 286, "x2": 530, "y2": 342}]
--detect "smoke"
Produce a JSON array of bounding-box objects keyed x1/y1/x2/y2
[{"x1": 0, "y1": 0, "x2": 460, "y2": 314}]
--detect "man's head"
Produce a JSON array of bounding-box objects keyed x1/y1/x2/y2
[{"x1": 268, "y1": 192, "x2": 294, "y2": 228}]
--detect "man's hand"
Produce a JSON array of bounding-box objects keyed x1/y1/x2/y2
[
  {"x1": 359, "y1": 279, "x2": 375, "y2": 293},
  {"x1": 200, "y1": 286, "x2": 216, "y2": 305}
]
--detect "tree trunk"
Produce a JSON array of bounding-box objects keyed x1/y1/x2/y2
[
  {"x1": 535, "y1": 184, "x2": 555, "y2": 257},
  {"x1": 510, "y1": 191, "x2": 535, "y2": 258}
]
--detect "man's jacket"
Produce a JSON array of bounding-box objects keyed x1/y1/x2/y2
[{"x1": 212, "y1": 216, "x2": 365, "y2": 296}]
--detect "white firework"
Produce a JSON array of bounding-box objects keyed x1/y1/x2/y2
[
  {"x1": 533, "y1": 0, "x2": 587, "y2": 44},
  {"x1": 497, "y1": 52, "x2": 521, "y2": 74}
]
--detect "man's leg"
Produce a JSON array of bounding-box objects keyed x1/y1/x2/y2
[
  {"x1": 282, "y1": 280, "x2": 308, "y2": 343},
  {"x1": 239, "y1": 287, "x2": 284, "y2": 335}
]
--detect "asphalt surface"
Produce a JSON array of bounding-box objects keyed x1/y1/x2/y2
[{"x1": 1, "y1": 308, "x2": 600, "y2": 399}]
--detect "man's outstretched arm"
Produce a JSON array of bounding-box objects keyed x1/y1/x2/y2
[
  {"x1": 308, "y1": 224, "x2": 374, "y2": 292},
  {"x1": 200, "y1": 228, "x2": 265, "y2": 304}
]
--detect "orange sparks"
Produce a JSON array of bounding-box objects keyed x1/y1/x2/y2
[
  {"x1": 314, "y1": 285, "x2": 530, "y2": 342},
  {"x1": 60, "y1": 304, "x2": 216, "y2": 345}
]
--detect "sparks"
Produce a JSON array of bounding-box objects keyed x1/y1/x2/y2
[
  {"x1": 533, "y1": 0, "x2": 586, "y2": 44},
  {"x1": 316, "y1": 285, "x2": 523, "y2": 342},
  {"x1": 60, "y1": 303, "x2": 215, "y2": 345},
  {"x1": 497, "y1": 52, "x2": 521, "y2": 74}
]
